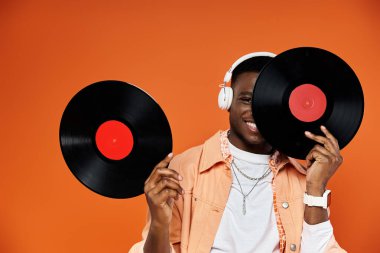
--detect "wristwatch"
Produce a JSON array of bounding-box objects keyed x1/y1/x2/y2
[{"x1": 303, "y1": 190, "x2": 331, "y2": 209}]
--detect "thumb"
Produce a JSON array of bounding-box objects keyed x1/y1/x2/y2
[
  {"x1": 305, "y1": 150, "x2": 317, "y2": 168},
  {"x1": 167, "y1": 197, "x2": 175, "y2": 208},
  {"x1": 155, "y1": 153, "x2": 174, "y2": 169},
  {"x1": 145, "y1": 153, "x2": 173, "y2": 184}
]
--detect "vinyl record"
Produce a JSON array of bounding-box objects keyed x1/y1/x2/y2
[
  {"x1": 253, "y1": 47, "x2": 364, "y2": 159},
  {"x1": 59, "y1": 80, "x2": 172, "y2": 198}
]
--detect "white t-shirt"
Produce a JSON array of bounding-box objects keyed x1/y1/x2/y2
[{"x1": 210, "y1": 141, "x2": 333, "y2": 253}]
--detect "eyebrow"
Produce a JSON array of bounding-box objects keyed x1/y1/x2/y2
[{"x1": 238, "y1": 91, "x2": 253, "y2": 96}]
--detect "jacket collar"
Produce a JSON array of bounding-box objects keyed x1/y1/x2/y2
[
  {"x1": 199, "y1": 130, "x2": 307, "y2": 175},
  {"x1": 199, "y1": 131, "x2": 225, "y2": 173}
]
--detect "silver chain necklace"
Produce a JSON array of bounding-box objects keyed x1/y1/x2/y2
[
  {"x1": 232, "y1": 160, "x2": 269, "y2": 181},
  {"x1": 231, "y1": 160, "x2": 272, "y2": 215}
]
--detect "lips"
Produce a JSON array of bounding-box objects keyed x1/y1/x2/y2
[{"x1": 245, "y1": 121, "x2": 258, "y2": 133}]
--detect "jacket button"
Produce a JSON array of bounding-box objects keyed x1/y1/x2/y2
[
  {"x1": 282, "y1": 202, "x2": 289, "y2": 209},
  {"x1": 290, "y1": 243, "x2": 297, "y2": 251}
]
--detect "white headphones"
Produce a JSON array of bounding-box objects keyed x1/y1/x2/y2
[{"x1": 218, "y1": 52, "x2": 276, "y2": 110}]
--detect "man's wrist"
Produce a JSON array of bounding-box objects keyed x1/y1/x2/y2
[
  {"x1": 306, "y1": 182, "x2": 326, "y2": 196},
  {"x1": 150, "y1": 220, "x2": 170, "y2": 232},
  {"x1": 145, "y1": 221, "x2": 171, "y2": 253}
]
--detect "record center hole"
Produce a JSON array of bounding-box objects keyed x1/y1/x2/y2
[
  {"x1": 303, "y1": 98, "x2": 314, "y2": 109},
  {"x1": 95, "y1": 120, "x2": 134, "y2": 160},
  {"x1": 289, "y1": 84, "x2": 327, "y2": 122}
]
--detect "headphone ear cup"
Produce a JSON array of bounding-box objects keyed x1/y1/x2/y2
[{"x1": 218, "y1": 87, "x2": 233, "y2": 110}]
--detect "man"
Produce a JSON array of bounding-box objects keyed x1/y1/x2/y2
[{"x1": 129, "y1": 52, "x2": 346, "y2": 253}]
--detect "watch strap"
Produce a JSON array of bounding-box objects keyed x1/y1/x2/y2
[{"x1": 303, "y1": 189, "x2": 331, "y2": 209}]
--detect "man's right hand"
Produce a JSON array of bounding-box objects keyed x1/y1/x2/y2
[{"x1": 144, "y1": 153, "x2": 184, "y2": 228}]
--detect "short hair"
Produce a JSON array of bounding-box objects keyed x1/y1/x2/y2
[{"x1": 231, "y1": 56, "x2": 273, "y2": 85}]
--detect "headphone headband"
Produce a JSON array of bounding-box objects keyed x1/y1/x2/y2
[
  {"x1": 218, "y1": 51, "x2": 276, "y2": 110},
  {"x1": 223, "y1": 51, "x2": 277, "y2": 84}
]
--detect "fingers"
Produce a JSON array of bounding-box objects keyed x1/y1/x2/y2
[
  {"x1": 305, "y1": 141, "x2": 344, "y2": 169},
  {"x1": 305, "y1": 145, "x2": 333, "y2": 167},
  {"x1": 145, "y1": 153, "x2": 177, "y2": 184},
  {"x1": 320, "y1": 125, "x2": 340, "y2": 150},
  {"x1": 155, "y1": 189, "x2": 180, "y2": 205},
  {"x1": 145, "y1": 167, "x2": 183, "y2": 192},
  {"x1": 145, "y1": 153, "x2": 173, "y2": 184},
  {"x1": 144, "y1": 153, "x2": 184, "y2": 196},
  {"x1": 146, "y1": 179, "x2": 183, "y2": 207},
  {"x1": 312, "y1": 144, "x2": 334, "y2": 157},
  {"x1": 155, "y1": 153, "x2": 174, "y2": 170},
  {"x1": 151, "y1": 178, "x2": 184, "y2": 196},
  {"x1": 304, "y1": 126, "x2": 339, "y2": 154},
  {"x1": 144, "y1": 153, "x2": 185, "y2": 207}
]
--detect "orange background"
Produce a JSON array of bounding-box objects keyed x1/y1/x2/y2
[{"x1": 1, "y1": 0, "x2": 379, "y2": 252}]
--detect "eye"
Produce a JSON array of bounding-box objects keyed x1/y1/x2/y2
[{"x1": 239, "y1": 97, "x2": 252, "y2": 104}]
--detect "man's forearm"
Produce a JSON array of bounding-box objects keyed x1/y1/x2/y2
[
  {"x1": 143, "y1": 223, "x2": 171, "y2": 253},
  {"x1": 304, "y1": 184, "x2": 329, "y2": 225}
]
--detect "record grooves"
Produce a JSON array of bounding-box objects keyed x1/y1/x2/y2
[
  {"x1": 253, "y1": 47, "x2": 364, "y2": 159},
  {"x1": 59, "y1": 80, "x2": 172, "y2": 198}
]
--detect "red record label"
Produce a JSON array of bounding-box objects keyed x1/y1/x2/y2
[
  {"x1": 288, "y1": 84, "x2": 327, "y2": 122},
  {"x1": 95, "y1": 120, "x2": 134, "y2": 160}
]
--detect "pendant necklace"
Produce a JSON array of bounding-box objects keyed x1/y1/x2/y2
[{"x1": 231, "y1": 160, "x2": 271, "y2": 215}]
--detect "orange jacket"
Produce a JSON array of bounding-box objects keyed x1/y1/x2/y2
[{"x1": 130, "y1": 131, "x2": 346, "y2": 253}]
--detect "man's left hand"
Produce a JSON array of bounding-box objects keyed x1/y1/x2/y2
[{"x1": 304, "y1": 125, "x2": 343, "y2": 195}]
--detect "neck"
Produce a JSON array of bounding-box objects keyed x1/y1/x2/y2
[{"x1": 228, "y1": 131, "x2": 273, "y2": 155}]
